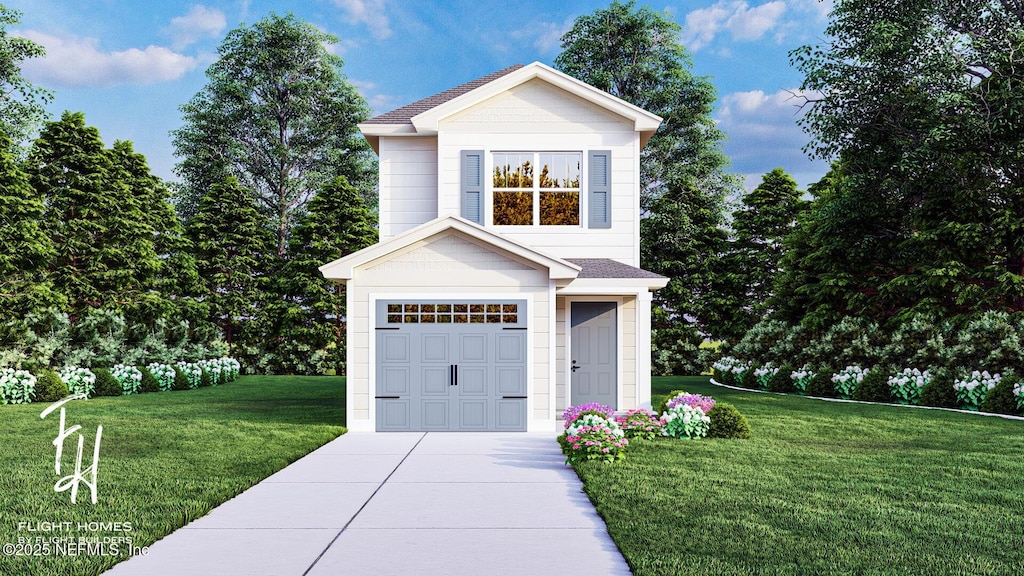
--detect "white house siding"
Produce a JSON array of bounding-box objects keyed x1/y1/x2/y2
[
  {"x1": 437, "y1": 79, "x2": 642, "y2": 266},
  {"x1": 378, "y1": 137, "x2": 438, "y2": 239},
  {"x1": 345, "y1": 230, "x2": 555, "y2": 431}
]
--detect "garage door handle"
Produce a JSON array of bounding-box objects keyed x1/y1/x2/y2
[
  {"x1": 450, "y1": 364, "x2": 458, "y2": 386},
  {"x1": 454, "y1": 365, "x2": 458, "y2": 386}
]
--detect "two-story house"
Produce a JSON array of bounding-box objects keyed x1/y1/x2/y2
[{"x1": 319, "y1": 62, "x2": 668, "y2": 432}]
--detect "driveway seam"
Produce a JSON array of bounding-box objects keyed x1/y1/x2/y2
[{"x1": 300, "y1": 432, "x2": 427, "y2": 576}]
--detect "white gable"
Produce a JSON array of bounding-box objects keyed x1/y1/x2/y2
[{"x1": 365, "y1": 233, "x2": 534, "y2": 273}]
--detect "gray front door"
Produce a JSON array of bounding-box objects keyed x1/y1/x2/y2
[
  {"x1": 570, "y1": 301, "x2": 617, "y2": 408},
  {"x1": 376, "y1": 300, "x2": 527, "y2": 431}
]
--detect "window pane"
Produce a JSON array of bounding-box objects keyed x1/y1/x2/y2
[
  {"x1": 539, "y1": 153, "x2": 581, "y2": 189},
  {"x1": 387, "y1": 314, "x2": 403, "y2": 323},
  {"x1": 540, "y1": 190, "x2": 580, "y2": 225},
  {"x1": 494, "y1": 191, "x2": 533, "y2": 225},
  {"x1": 421, "y1": 304, "x2": 435, "y2": 313},
  {"x1": 493, "y1": 154, "x2": 533, "y2": 188},
  {"x1": 387, "y1": 304, "x2": 401, "y2": 313}
]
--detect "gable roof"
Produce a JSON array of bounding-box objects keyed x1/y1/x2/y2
[
  {"x1": 359, "y1": 62, "x2": 662, "y2": 152},
  {"x1": 363, "y1": 65, "x2": 524, "y2": 125},
  {"x1": 319, "y1": 215, "x2": 582, "y2": 282},
  {"x1": 565, "y1": 258, "x2": 666, "y2": 280}
]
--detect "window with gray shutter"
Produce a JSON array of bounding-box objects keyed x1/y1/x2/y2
[
  {"x1": 461, "y1": 150, "x2": 484, "y2": 224},
  {"x1": 588, "y1": 150, "x2": 611, "y2": 228}
]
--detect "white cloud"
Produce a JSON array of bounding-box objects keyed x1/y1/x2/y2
[
  {"x1": 334, "y1": 0, "x2": 392, "y2": 40},
  {"x1": 716, "y1": 88, "x2": 828, "y2": 189},
  {"x1": 681, "y1": 1, "x2": 788, "y2": 51},
  {"x1": 165, "y1": 5, "x2": 227, "y2": 49},
  {"x1": 528, "y1": 17, "x2": 574, "y2": 53},
  {"x1": 17, "y1": 31, "x2": 198, "y2": 88}
]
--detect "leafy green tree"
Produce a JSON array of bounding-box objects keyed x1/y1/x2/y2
[
  {"x1": 0, "y1": 129, "x2": 61, "y2": 321},
  {"x1": 186, "y1": 176, "x2": 274, "y2": 356},
  {"x1": 261, "y1": 176, "x2": 378, "y2": 374},
  {"x1": 556, "y1": 0, "x2": 739, "y2": 348},
  {"x1": 0, "y1": 5, "x2": 53, "y2": 152},
  {"x1": 717, "y1": 169, "x2": 805, "y2": 340},
  {"x1": 27, "y1": 112, "x2": 161, "y2": 318},
  {"x1": 172, "y1": 12, "x2": 377, "y2": 256},
  {"x1": 789, "y1": 0, "x2": 1024, "y2": 321}
]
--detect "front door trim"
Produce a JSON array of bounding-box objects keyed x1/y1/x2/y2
[{"x1": 565, "y1": 296, "x2": 623, "y2": 411}]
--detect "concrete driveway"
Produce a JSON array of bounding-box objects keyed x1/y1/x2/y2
[{"x1": 104, "y1": 432, "x2": 632, "y2": 576}]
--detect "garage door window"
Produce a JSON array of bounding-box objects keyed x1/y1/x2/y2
[{"x1": 386, "y1": 303, "x2": 519, "y2": 325}]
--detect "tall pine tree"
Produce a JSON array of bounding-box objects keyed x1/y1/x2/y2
[
  {"x1": 187, "y1": 176, "x2": 273, "y2": 358},
  {"x1": 27, "y1": 112, "x2": 160, "y2": 319},
  {"x1": 262, "y1": 176, "x2": 377, "y2": 374}
]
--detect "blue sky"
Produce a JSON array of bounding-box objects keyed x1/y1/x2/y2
[{"x1": 7, "y1": 0, "x2": 833, "y2": 191}]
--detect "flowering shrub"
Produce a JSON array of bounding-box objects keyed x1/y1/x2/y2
[
  {"x1": 753, "y1": 362, "x2": 778, "y2": 391},
  {"x1": 661, "y1": 403, "x2": 711, "y2": 439},
  {"x1": 59, "y1": 367, "x2": 96, "y2": 398},
  {"x1": 712, "y1": 356, "x2": 751, "y2": 385},
  {"x1": 563, "y1": 402, "x2": 615, "y2": 428},
  {"x1": 176, "y1": 362, "x2": 203, "y2": 389},
  {"x1": 887, "y1": 368, "x2": 931, "y2": 405},
  {"x1": 0, "y1": 368, "x2": 36, "y2": 404},
  {"x1": 665, "y1": 392, "x2": 716, "y2": 414},
  {"x1": 198, "y1": 359, "x2": 223, "y2": 385},
  {"x1": 563, "y1": 412, "x2": 628, "y2": 464},
  {"x1": 1014, "y1": 381, "x2": 1024, "y2": 411},
  {"x1": 790, "y1": 365, "x2": 814, "y2": 395},
  {"x1": 616, "y1": 409, "x2": 662, "y2": 440},
  {"x1": 831, "y1": 365, "x2": 867, "y2": 399},
  {"x1": 111, "y1": 364, "x2": 142, "y2": 395},
  {"x1": 954, "y1": 371, "x2": 1000, "y2": 411},
  {"x1": 219, "y1": 357, "x2": 241, "y2": 381},
  {"x1": 147, "y1": 363, "x2": 176, "y2": 391}
]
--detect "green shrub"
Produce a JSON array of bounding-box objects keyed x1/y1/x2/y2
[
  {"x1": 171, "y1": 366, "x2": 190, "y2": 391},
  {"x1": 657, "y1": 390, "x2": 687, "y2": 416},
  {"x1": 139, "y1": 366, "x2": 160, "y2": 393},
  {"x1": 768, "y1": 364, "x2": 797, "y2": 393},
  {"x1": 707, "y1": 402, "x2": 751, "y2": 439},
  {"x1": 33, "y1": 370, "x2": 68, "y2": 403},
  {"x1": 980, "y1": 374, "x2": 1021, "y2": 415},
  {"x1": 732, "y1": 319, "x2": 791, "y2": 365},
  {"x1": 740, "y1": 369, "x2": 758, "y2": 389},
  {"x1": 806, "y1": 369, "x2": 836, "y2": 397},
  {"x1": 920, "y1": 370, "x2": 958, "y2": 408},
  {"x1": 716, "y1": 368, "x2": 735, "y2": 386},
  {"x1": 853, "y1": 367, "x2": 893, "y2": 403},
  {"x1": 91, "y1": 367, "x2": 121, "y2": 397},
  {"x1": 199, "y1": 367, "x2": 213, "y2": 387}
]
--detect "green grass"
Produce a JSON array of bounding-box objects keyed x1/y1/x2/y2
[
  {"x1": 0, "y1": 376, "x2": 346, "y2": 576},
  {"x1": 575, "y1": 376, "x2": 1024, "y2": 576}
]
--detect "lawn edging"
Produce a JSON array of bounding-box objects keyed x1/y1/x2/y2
[{"x1": 708, "y1": 377, "x2": 1024, "y2": 421}]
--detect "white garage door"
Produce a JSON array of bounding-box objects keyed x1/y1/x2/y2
[{"x1": 375, "y1": 300, "x2": 527, "y2": 431}]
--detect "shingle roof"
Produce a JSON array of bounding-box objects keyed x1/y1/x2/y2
[
  {"x1": 565, "y1": 258, "x2": 666, "y2": 280},
  {"x1": 363, "y1": 64, "x2": 525, "y2": 125}
]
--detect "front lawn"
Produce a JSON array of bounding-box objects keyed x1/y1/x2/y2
[
  {"x1": 0, "y1": 376, "x2": 346, "y2": 576},
  {"x1": 575, "y1": 376, "x2": 1024, "y2": 576}
]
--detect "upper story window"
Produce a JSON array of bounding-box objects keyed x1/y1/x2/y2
[
  {"x1": 460, "y1": 149, "x2": 610, "y2": 229},
  {"x1": 492, "y1": 152, "x2": 581, "y2": 226}
]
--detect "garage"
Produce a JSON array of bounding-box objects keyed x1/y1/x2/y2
[{"x1": 374, "y1": 299, "x2": 528, "y2": 431}]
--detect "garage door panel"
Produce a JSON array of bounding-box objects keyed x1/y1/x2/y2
[
  {"x1": 421, "y1": 400, "x2": 449, "y2": 429},
  {"x1": 457, "y1": 366, "x2": 488, "y2": 396},
  {"x1": 458, "y1": 399, "x2": 487, "y2": 429},
  {"x1": 459, "y1": 334, "x2": 488, "y2": 362},
  {"x1": 380, "y1": 366, "x2": 410, "y2": 395},
  {"x1": 496, "y1": 333, "x2": 525, "y2": 362},
  {"x1": 496, "y1": 366, "x2": 525, "y2": 396},
  {"x1": 378, "y1": 399, "x2": 410, "y2": 431},
  {"x1": 495, "y1": 399, "x2": 525, "y2": 430},
  {"x1": 421, "y1": 366, "x2": 450, "y2": 395},
  {"x1": 421, "y1": 333, "x2": 449, "y2": 362},
  {"x1": 380, "y1": 333, "x2": 411, "y2": 362}
]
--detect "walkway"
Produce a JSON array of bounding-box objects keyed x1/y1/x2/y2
[{"x1": 104, "y1": 432, "x2": 631, "y2": 576}]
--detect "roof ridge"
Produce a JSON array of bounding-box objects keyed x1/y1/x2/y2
[{"x1": 362, "y1": 64, "x2": 525, "y2": 125}]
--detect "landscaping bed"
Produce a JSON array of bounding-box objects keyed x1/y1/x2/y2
[
  {"x1": 573, "y1": 376, "x2": 1024, "y2": 576},
  {"x1": 0, "y1": 376, "x2": 346, "y2": 576}
]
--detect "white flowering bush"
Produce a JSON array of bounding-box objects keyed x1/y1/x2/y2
[
  {"x1": 59, "y1": 367, "x2": 96, "y2": 398},
  {"x1": 111, "y1": 364, "x2": 142, "y2": 395},
  {"x1": 661, "y1": 403, "x2": 711, "y2": 439},
  {"x1": 147, "y1": 363, "x2": 176, "y2": 391},
  {"x1": 562, "y1": 412, "x2": 628, "y2": 464},
  {"x1": 198, "y1": 359, "x2": 223, "y2": 385},
  {"x1": 831, "y1": 365, "x2": 867, "y2": 399},
  {"x1": 887, "y1": 368, "x2": 931, "y2": 405},
  {"x1": 0, "y1": 368, "x2": 36, "y2": 404},
  {"x1": 790, "y1": 365, "x2": 814, "y2": 395},
  {"x1": 753, "y1": 362, "x2": 779, "y2": 390},
  {"x1": 176, "y1": 362, "x2": 202, "y2": 389},
  {"x1": 218, "y1": 357, "x2": 241, "y2": 381},
  {"x1": 1014, "y1": 381, "x2": 1024, "y2": 411},
  {"x1": 712, "y1": 356, "x2": 753, "y2": 386},
  {"x1": 954, "y1": 371, "x2": 1000, "y2": 411}
]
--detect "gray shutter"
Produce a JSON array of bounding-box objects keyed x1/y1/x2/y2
[
  {"x1": 588, "y1": 150, "x2": 611, "y2": 228},
  {"x1": 461, "y1": 150, "x2": 484, "y2": 224}
]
